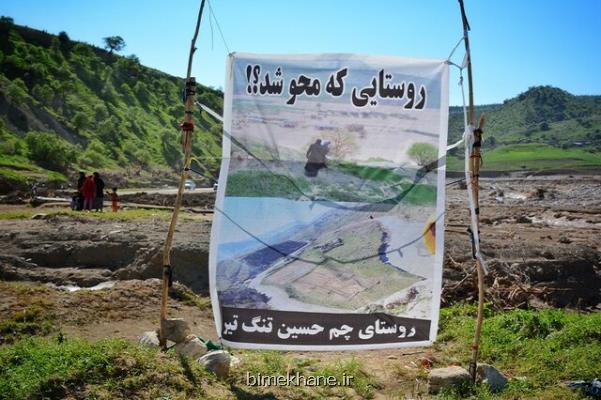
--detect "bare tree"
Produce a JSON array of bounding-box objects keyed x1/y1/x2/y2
[{"x1": 322, "y1": 129, "x2": 358, "y2": 160}]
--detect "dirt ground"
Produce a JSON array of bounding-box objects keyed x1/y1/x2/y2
[
  {"x1": 444, "y1": 175, "x2": 601, "y2": 310},
  {"x1": 1, "y1": 174, "x2": 599, "y2": 310},
  {"x1": 0, "y1": 175, "x2": 600, "y2": 398}
]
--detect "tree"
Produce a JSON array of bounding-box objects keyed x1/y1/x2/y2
[
  {"x1": 407, "y1": 142, "x2": 437, "y2": 167},
  {"x1": 57, "y1": 31, "x2": 71, "y2": 54},
  {"x1": 102, "y1": 36, "x2": 126, "y2": 54},
  {"x1": 72, "y1": 111, "x2": 90, "y2": 131},
  {"x1": 126, "y1": 54, "x2": 140, "y2": 64},
  {"x1": 321, "y1": 129, "x2": 358, "y2": 160},
  {"x1": 25, "y1": 131, "x2": 77, "y2": 171}
]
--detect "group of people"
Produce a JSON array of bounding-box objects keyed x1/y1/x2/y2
[
  {"x1": 304, "y1": 139, "x2": 331, "y2": 177},
  {"x1": 72, "y1": 171, "x2": 119, "y2": 212}
]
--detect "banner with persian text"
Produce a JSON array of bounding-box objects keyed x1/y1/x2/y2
[{"x1": 210, "y1": 53, "x2": 449, "y2": 350}]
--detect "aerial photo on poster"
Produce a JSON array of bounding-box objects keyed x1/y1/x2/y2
[{"x1": 210, "y1": 53, "x2": 449, "y2": 348}]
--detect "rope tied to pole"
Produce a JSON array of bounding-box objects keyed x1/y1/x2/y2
[
  {"x1": 159, "y1": 0, "x2": 207, "y2": 349},
  {"x1": 457, "y1": 0, "x2": 488, "y2": 382}
]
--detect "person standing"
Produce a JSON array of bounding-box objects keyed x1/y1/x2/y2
[
  {"x1": 81, "y1": 175, "x2": 96, "y2": 211},
  {"x1": 304, "y1": 138, "x2": 327, "y2": 177},
  {"x1": 76, "y1": 171, "x2": 85, "y2": 211},
  {"x1": 107, "y1": 187, "x2": 119, "y2": 212},
  {"x1": 93, "y1": 172, "x2": 105, "y2": 212}
]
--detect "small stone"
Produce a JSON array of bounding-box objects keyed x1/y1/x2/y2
[
  {"x1": 387, "y1": 355, "x2": 398, "y2": 360},
  {"x1": 527, "y1": 188, "x2": 546, "y2": 200},
  {"x1": 230, "y1": 355, "x2": 241, "y2": 367},
  {"x1": 139, "y1": 330, "x2": 160, "y2": 347},
  {"x1": 197, "y1": 350, "x2": 231, "y2": 378},
  {"x1": 428, "y1": 366, "x2": 471, "y2": 394},
  {"x1": 173, "y1": 335, "x2": 207, "y2": 359},
  {"x1": 515, "y1": 215, "x2": 532, "y2": 224},
  {"x1": 476, "y1": 363, "x2": 508, "y2": 392},
  {"x1": 160, "y1": 318, "x2": 191, "y2": 343}
]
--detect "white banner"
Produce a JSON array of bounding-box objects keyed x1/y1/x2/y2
[{"x1": 210, "y1": 53, "x2": 449, "y2": 350}]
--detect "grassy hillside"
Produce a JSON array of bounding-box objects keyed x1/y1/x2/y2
[
  {"x1": 0, "y1": 17, "x2": 223, "y2": 192},
  {"x1": 1, "y1": 15, "x2": 601, "y2": 191},
  {"x1": 448, "y1": 86, "x2": 601, "y2": 172}
]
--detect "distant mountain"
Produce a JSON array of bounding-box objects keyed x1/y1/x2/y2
[
  {"x1": 0, "y1": 17, "x2": 223, "y2": 192},
  {"x1": 448, "y1": 86, "x2": 601, "y2": 150}
]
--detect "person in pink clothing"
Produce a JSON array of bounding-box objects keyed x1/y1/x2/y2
[{"x1": 81, "y1": 175, "x2": 96, "y2": 211}]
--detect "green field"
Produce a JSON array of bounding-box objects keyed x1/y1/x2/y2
[
  {"x1": 1, "y1": 303, "x2": 599, "y2": 399},
  {"x1": 226, "y1": 165, "x2": 437, "y2": 205},
  {"x1": 447, "y1": 144, "x2": 601, "y2": 172}
]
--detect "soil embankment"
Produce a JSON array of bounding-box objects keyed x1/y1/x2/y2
[{"x1": 1, "y1": 175, "x2": 600, "y2": 312}]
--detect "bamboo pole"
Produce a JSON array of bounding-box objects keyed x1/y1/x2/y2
[
  {"x1": 159, "y1": 0, "x2": 206, "y2": 348},
  {"x1": 457, "y1": 0, "x2": 486, "y2": 382}
]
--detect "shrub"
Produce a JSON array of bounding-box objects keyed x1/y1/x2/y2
[
  {"x1": 25, "y1": 131, "x2": 77, "y2": 171},
  {"x1": 407, "y1": 142, "x2": 438, "y2": 167}
]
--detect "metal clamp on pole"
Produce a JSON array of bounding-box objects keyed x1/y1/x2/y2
[{"x1": 163, "y1": 265, "x2": 173, "y2": 287}]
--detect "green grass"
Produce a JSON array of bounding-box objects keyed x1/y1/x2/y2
[
  {"x1": 447, "y1": 144, "x2": 601, "y2": 171},
  {"x1": 233, "y1": 350, "x2": 379, "y2": 399},
  {"x1": 397, "y1": 182, "x2": 436, "y2": 205},
  {"x1": 0, "y1": 208, "x2": 175, "y2": 221},
  {"x1": 337, "y1": 162, "x2": 404, "y2": 184},
  {"x1": 226, "y1": 170, "x2": 310, "y2": 198},
  {"x1": 0, "y1": 304, "x2": 55, "y2": 345},
  {"x1": 434, "y1": 304, "x2": 601, "y2": 399},
  {"x1": 0, "y1": 338, "x2": 220, "y2": 400},
  {"x1": 0, "y1": 156, "x2": 39, "y2": 172},
  {"x1": 0, "y1": 153, "x2": 68, "y2": 189},
  {"x1": 226, "y1": 166, "x2": 436, "y2": 205},
  {"x1": 0, "y1": 168, "x2": 28, "y2": 185},
  {"x1": 0, "y1": 305, "x2": 597, "y2": 399}
]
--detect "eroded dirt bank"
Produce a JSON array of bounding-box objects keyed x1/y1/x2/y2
[
  {"x1": 0, "y1": 175, "x2": 600, "y2": 311},
  {"x1": 0, "y1": 213, "x2": 211, "y2": 294}
]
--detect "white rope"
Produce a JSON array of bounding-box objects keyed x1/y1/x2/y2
[
  {"x1": 447, "y1": 60, "x2": 488, "y2": 274},
  {"x1": 447, "y1": 37, "x2": 465, "y2": 61},
  {"x1": 464, "y1": 126, "x2": 488, "y2": 274},
  {"x1": 197, "y1": 101, "x2": 223, "y2": 122},
  {"x1": 446, "y1": 73, "x2": 467, "y2": 151}
]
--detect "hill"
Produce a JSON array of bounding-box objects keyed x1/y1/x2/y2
[
  {"x1": 0, "y1": 17, "x2": 223, "y2": 193},
  {"x1": 447, "y1": 86, "x2": 601, "y2": 171},
  {"x1": 1, "y1": 16, "x2": 601, "y2": 193}
]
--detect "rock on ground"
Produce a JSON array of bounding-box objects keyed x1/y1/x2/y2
[
  {"x1": 477, "y1": 363, "x2": 508, "y2": 392},
  {"x1": 161, "y1": 318, "x2": 191, "y2": 343},
  {"x1": 173, "y1": 334, "x2": 207, "y2": 359},
  {"x1": 428, "y1": 366, "x2": 471, "y2": 394},
  {"x1": 197, "y1": 350, "x2": 231, "y2": 378},
  {"x1": 139, "y1": 330, "x2": 160, "y2": 347}
]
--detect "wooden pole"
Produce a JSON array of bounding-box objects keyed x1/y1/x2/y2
[
  {"x1": 159, "y1": 0, "x2": 206, "y2": 348},
  {"x1": 458, "y1": 0, "x2": 486, "y2": 382}
]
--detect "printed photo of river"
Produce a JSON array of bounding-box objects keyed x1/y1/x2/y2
[{"x1": 215, "y1": 197, "x2": 438, "y2": 319}]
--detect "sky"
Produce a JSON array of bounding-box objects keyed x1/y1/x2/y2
[{"x1": 2, "y1": 0, "x2": 601, "y2": 106}]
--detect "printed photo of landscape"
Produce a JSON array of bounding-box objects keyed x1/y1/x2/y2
[
  {"x1": 222, "y1": 55, "x2": 447, "y2": 203},
  {"x1": 214, "y1": 55, "x2": 447, "y2": 321},
  {"x1": 215, "y1": 197, "x2": 438, "y2": 320}
]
